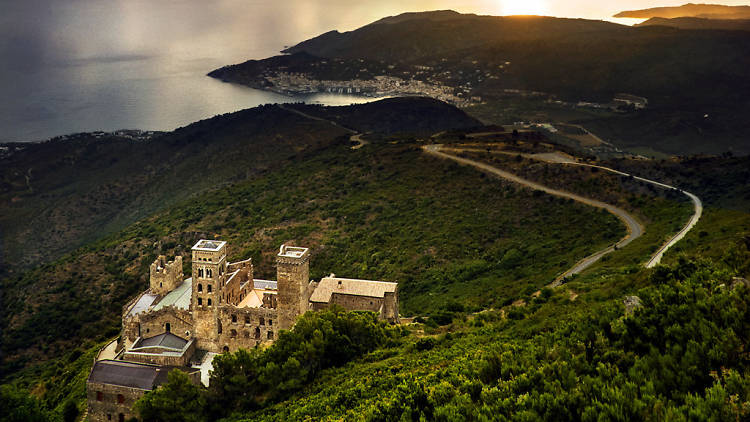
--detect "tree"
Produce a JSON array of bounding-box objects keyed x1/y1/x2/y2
[
  {"x1": 134, "y1": 370, "x2": 206, "y2": 422},
  {"x1": 0, "y1": 385, "x2": 52, "y2": 422}
]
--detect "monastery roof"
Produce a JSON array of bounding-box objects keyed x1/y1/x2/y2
[
  {"x1": 88, "y1": 360, "x2": 170, "y2": 390},
  {"x1": 236, "y1": 280, "x2": 278, "y2": 308},
  {"x1": 192, "y1": 239, "x2": 226, "y2": 251},
  {"x1": 254, "y1": 279, "x2": 277, "y2": 290},
  {"x1": 152, "y1": 278, "x2": 192, "y2": 311},
  {"x1": 310, "y1": 276, "x2": 397, "y2": 303},
  {"x1": 128, "y1": 293, "x2": 158, "y2": 316},
  {"x1": 134, "y1": 332, "x2": 189, "y2": 350}
]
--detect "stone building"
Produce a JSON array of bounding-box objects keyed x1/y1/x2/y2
[
  {"x1": 87, "y1": 240, "x2": 398, "y2": 421},
  {"x1": 87, "y1": 360, "x2": 199, "y2": 422}
]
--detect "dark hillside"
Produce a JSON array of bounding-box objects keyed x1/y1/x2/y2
[
  {"x1": 614, "y1": 3, "x2": 750, "y2": 19},
  {"x1": 283, "y1": 15, "x2": 625, "y2": 62},
  {"x1": 0, "y1": 99, "x2": 479, "y2": 273},
  {"x1": 284, "y1": 97, "x2": 482, "y2": 136},
  {"x1": 637, "y1": 17, "x2": 750, "y2": 31}
]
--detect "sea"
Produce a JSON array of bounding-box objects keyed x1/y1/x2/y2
[{"x1": 0, "y1": 0, "x2": 641, "y2": 142}]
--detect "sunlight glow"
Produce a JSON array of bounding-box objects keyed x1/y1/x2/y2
[{"x1": 500, "y1": 0, "x2": 550, "y2": 16}]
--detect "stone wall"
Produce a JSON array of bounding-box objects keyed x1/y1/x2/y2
[
  {"x1": 87, "y1": 382, "x2": 143, "y2": 422},
  {"x1": 123, "y1": 307, "x2": 194, "y2": 343},
  {"x1": 312, "y1": 291, "x2": 399, "y2": 323},
  {"x1": 216, "y1": 306, "x2": 278, "y2": 352}
]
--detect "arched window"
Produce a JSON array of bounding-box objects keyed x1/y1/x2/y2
[
  {"x1": 260, "y1": 317, "x2": 265, "y2": 326},
  {"x1": 119, "y1": 414, "x2": 125, "y2": 422},
  {"x1": 244, "y1": 316, "x2": 250, "y2": 325},
  {"x1": 197, "y1": 298, "x2": 202, "y2": 306},
  {"x1": 207, "y1": 284, "x2": 212, "y2": 293},
  {"x1": 267, "y1": 331, "x2": 274, "y2": 340},
  {"x1": 165, "y1": 323, "x2": 171, "y2": 332},
  {"x1": 207, "y1": 298, "x2": 212, "y2": 306},
  {"x1": 231, "y1": 315, "x2": 237, "y2": 323},
  {"x1": 117, "y1": 394, "x2": 124, "y2": 404},
  {"x1": 268, "y1": 319, "x2": 273, "y2": 326},
  {"x1": 217, "y1": 319, "x2": 222, "y2": 334},
  {"x1": 207, "y1": 269, "x2": 212, "y2": 278},
  {"x1": 223, "y1": 345, "x2": 229, "y2": 353},
  {"x1": 198, "y1": 268, "x2": 204, "y2": 278},
  {"x1": 197, "y1": 284, "x2": 202, "y2": 292},
  {"x1": 230, "y1": 329, "x2": 237, "y2": 338},
  {"x1": 254, "y1": 327, "x2": 261, "y2": 339}
]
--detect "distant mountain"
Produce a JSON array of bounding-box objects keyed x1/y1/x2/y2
[
  {"x1": 614, "y1": 3, "x2": 750, "y2": 19},
  {"x1": 211, "y1": 10, "x2": 750, "y2": 156},
  {"x1": 637, "y1": 16, "x2": 750, "y2": 30},
  {"x1": 282, "y1": 15, "x2": 625, "y2": 61}
]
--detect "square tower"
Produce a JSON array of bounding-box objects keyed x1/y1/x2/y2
[
  {"x1": 276, "y1": 245, "x2": 310, "y2": 331},
  {"x1": 191, "y1": 240, "x2": 227, "y2": 310},
  {"x1": 150, "y1": 255, "x2": 183, "y2": 296},
  {"x1": 191, "y1": 240, "x2": 227, "y2": 348}
]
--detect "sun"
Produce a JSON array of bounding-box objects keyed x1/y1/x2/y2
[{"x1": 500, "y1": 0, "x2": 550, "y2": 16}]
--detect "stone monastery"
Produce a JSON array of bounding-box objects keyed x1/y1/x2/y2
[{"x1": 86, "y1": 240, "x2": 398, "y2": 422}]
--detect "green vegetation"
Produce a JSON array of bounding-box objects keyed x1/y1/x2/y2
[
  {"x1": 125, "y1": 236, "x2": 750, "y2": 421},
  {"x1": 2, "y1": 98, "x2": 749, "y2": 420}
]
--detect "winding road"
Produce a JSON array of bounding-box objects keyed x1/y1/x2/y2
[
  {"x1": 275, "y1": 103, "x2": 701, "y2": 279},
  {"x1": 423, "y1": 144, "x2": 702, "y2": 284}
]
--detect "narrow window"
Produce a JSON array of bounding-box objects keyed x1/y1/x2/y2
[
  {"x1": 267, "y1": 331, "x2": 274, "y2": 340},
  {"x1": 119, "y1": 414, "x2": 125, "y2": 422},
  {"x1": 117, "y1": 394, "x2": 124, "y2": 404},
  {"x1": 223, "y1": 345, "x2": 229, "y2": 353},
  {"x1": 207, "y1": 298, "x2": 212, "y2": 306},
  {"x1": 268, "y1": 319, "x2": 273, "y2": 326},
  {"x1": 244, "y1": 316, "x2": 250, "y2": 325},
  {"x1": 254, "y1": 327, "x2": 261, "y2": 339},
  {"x1": 198, "y1": 268, "x2": 204, "y2": 278},
  {"x1": 198, "y1": 284, "x2": 202, "y2": 292},
  {"x1": 230, "y1": 329, "x2": 237, "y2": 338},
  {"x1": 207, "y1": 285, "x2": 212, "y2": 293},
  {"x1": 231, "y1": 315, "x2": 237, "y2": 323},
  {"x1": 207, "y1": 269, "x2": 212, "y2": 277},
  {"x1": 260, "y1": 317, "x2": 265, "y2": 326},
  {"x1": 159, "y1": 282, "x2": 163, "y2": 288},
  {"x1": 107, "y1": 415, "x2": 111, "y2": 421},
  {"x1": 165, "y1": 323, "x2": 171, "y2": 332},
  {"x1": 198, "y1": 298, "x2": 202, "y2": 306},
  {"x1": 97, "y1": 391, "x2": 103, "y2": 401}
]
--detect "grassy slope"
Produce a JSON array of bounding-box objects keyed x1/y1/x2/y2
[{"x1": 1, "y1": 140, "x2": 621, "y2": 378}]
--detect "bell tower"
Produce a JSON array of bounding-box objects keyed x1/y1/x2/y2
[
  {"x1": 190, "y1": 240, "x2": 228, "y2": 348},
  {"x1": 276, "y1": 245, "x2": 310, "y2": 331}
]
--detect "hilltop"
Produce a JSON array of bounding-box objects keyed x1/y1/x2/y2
[
  {"x1": 614, "y1": 3, "x2": 750, "y2": 19},
  {"x1": 637, "y1": 16, "x2": 750, "y2": 30}
]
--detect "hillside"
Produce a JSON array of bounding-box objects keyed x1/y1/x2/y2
[
  {"x1": 614, "y1": 3, "x2": 750, "y2": 19},
  {"x1": 0, "y1": 98, "x2": 479, "y2": 275},
  {"x1": 210, "y1": 11, "x2": 750, "y2": 156},
  {"x1": 637, "y1": 16, "x2": 750, "y2": 30}
]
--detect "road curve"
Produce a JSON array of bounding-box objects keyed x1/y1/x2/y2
[
  {"x1": 423, "y1": 144, "x2": 644, "y2": 286},
  {"x1": 553, "y1": 162, "x2": 703, "y2": 268}
]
